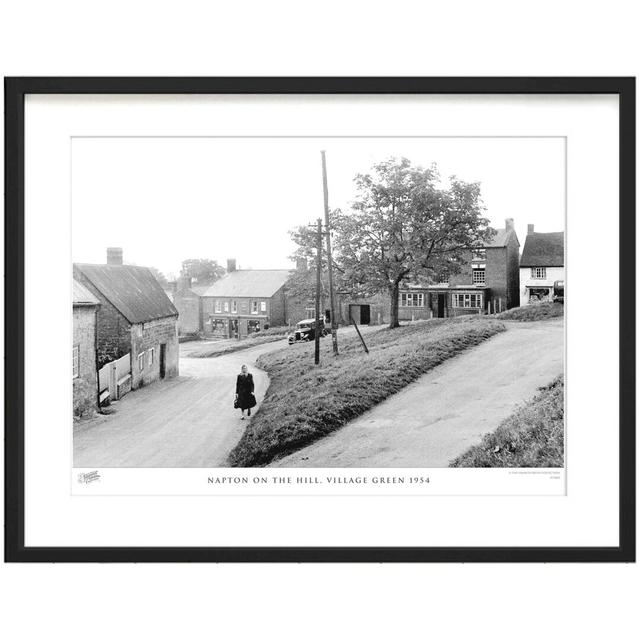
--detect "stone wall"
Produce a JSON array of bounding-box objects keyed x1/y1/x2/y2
[
  {"x1": 73, "y1": 305, "x2": 98, "y2": 416},
  {"x1": 130, "y1": 316, "x2": 179, "y2": 389}
]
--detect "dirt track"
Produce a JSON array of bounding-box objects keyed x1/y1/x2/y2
[{"x1": 271, "y1": 319, "x2": 564, "y2": 468}]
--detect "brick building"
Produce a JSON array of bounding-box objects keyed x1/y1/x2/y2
[
  {"x1": 519, "y1": 225, "x2": 564, "y2": 303},
  {"x1": 398, "y1": 218, "x2": 521, "y2": 319},
  {"x1": 72, "y1": 279, "x2": 100, "y2": 416},
  {"x1": 199, "y1": 259, "x2": 292, "y2": 338},
  {"x1": 74, "y1": 248, "x2": 179, "y2": 390}
]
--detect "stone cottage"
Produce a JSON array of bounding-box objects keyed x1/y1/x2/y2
[
  {"x1": 519, "y1": 225, "x2": 565, "y2": 304},
  {"x1": 74, "y1": 248, "x2": 179, "y2": 390},
  {"x1": 72, "y1": 279, "x2": 100, "y2": 416}
]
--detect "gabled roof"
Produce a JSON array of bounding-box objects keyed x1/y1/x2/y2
[
  {"x1": 483, "y1": 227, "x2": 519, "y2": 248},
  {"x1": 199, "y1": 269, "x2": 293, "y2": 298},
  {"x1": 74, "y1": 264, "x2": 178, "y2": 323},
  {"x1": 520, "y1": 231, "x2": 564, "y2": 267},
  {"x1": 73, "y1": 279, "x2": 100, "y2": 306}
]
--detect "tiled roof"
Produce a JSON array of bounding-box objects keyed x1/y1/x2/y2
[
  {"x1": 483, "y1": 227, "x2": 519, "y2": 248},
  {"x1": 74, "y1": 264, "x2": 178, "y2": 323},
  {"x1": 73, "y1": 279, "x2": 100, "y2": 306},
  {"x1": 199, "y1": 270, "x2": 293, "y2": 298},
  {"x1": 520, "y1": 231, "x2": 564, "y2": 267}
]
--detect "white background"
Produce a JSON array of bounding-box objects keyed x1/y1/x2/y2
[{"x1": 1, "y1": 2, "x2": 638, "y2": 640}]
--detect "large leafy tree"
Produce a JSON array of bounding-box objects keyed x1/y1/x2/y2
[
  {"x1": 180, "y1": 258, "x2": 225, "y2": 284},
  {"x1": 333, "y1": 157, "x2": 492, "y2": 328}
]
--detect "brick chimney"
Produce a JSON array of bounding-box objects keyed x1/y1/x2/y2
[
  {"x1": 107, "y1": 247, "x2": 123, "y2": 265},
  {"x1": 227, "y1": 258, "x2": 237, "y2": 273},
  {"x1": 505, "y1": 218, "x2": 514, "y2": 231},
  {"x1": 177, "y1": 275, "x2": 192, "y2": 292},
  {"x1": 527, "y1": 224, "x2": 535, "y2": 235},
  {"x1": 296, "y1": 257, "x2": 307, "y2": 271}
]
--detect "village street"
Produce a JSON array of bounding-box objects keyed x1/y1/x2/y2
[
  {"x1": 73, "y1": 338, "x2": 288, "y2": 467},
  {"x1": 271, "y1": 318, "x2": 564, "y2": 468}
]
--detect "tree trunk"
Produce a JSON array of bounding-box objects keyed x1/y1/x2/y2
[{"x1": 388, "y1": 282, "x2": 400, "y2": 328}]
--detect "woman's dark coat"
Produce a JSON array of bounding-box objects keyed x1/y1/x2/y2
[{"x1": 235, "y1": 373, "x2": 256, "y2": 410}]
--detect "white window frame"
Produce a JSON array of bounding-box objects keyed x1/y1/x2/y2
[
  {"x1": 401, "y1": 293, "x2": 424, "y2": 308},
  {"x1": 215, "y1": 300, "x2": 221, "y2": 313},
  {"x1": 148, "y1": 348, "x2": 154, "y2": 367},
  {"x1": 260, "y1": 301, "x2": 267, "y2": 312},
  {"x1": 472, "y1": 268, "x2": 486, "y2": 284},
  {"x1": 251, "y1": 301, "x2": 259, "y2": 314},
  {"x1": 531, "y1": 267, "x2": 547, "y2": 279},
  {"x1": 231, "y1": 300, "x2": 238, "y2": 314},
  {"x1": 452, "y1": 293, "x2": 483, "y2": 309},
  {"x1": 224, "y1": 301, "x2": 229, "y2": 313},
  {"x1": 72, "y1": 345, "x2": 80, "y2": 379},
  {"x1": 138, "y1": 353, "x2": 145, "y2": 372}
]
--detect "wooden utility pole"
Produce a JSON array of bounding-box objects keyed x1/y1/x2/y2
[
  {"x1": 321, "y1": 150, "x2": 339, "y2": 356},
  {"x1": 314, "y1": 217, "x2": 322, "y2": 365}
]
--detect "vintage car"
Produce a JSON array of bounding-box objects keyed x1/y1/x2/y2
[
  {"x1": 553, "y1": 280, "x2": 564, "y2": 303},
  {"x1": 288, "y1": 318, "x2": 327, "y2": 344}
]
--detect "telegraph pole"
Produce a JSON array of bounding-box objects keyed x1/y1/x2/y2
[
  {"x1": 314, "y1": 217, "x2": 322, "y2": 365},
  {"x1": 321, "y1": 151, "x2": 339, "y2": 356}
]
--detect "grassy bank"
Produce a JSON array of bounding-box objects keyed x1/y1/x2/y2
[
  {"x1": 450, "y1": 376, "x2": 564, "y2": 468},
  {"x1": 228, "y1": 317, "x2": 506, "y2": 467},
  {"x1": 497, "y1": 302, "x2": 563, "y2": 322},
  {"x1": 187, "y1": 327, "x2": 289, "y2": 358}
]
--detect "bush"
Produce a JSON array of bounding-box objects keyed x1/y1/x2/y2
[
  {"x1": 228, "y1": 316, "x2": 506, "y2": 467},
  {"x1": 450, "y1": 376, "x2": 564, "y2": 468}
]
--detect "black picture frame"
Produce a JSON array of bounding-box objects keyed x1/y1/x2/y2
[{"x1": 4, "y1": 77, "x2": 635, "y2": 563}]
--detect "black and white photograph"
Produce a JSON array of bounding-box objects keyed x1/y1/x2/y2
[{"x1": 71, "y1": 136, "x2": 565, "y2": 472}]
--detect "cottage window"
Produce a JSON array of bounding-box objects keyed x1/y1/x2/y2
[
  {"x1": 400, "y1": 293, "x2": 424, "y2": 307},
  {"x1": 531, "y1": 267, "x2": 547, "y2": 279},
  {"x1": 138, "y1": 353, "x2": 145, "y2": 372},
  {"x1": 72, "y1": 345, "x2": 80, "y2": 379},
  {"x1": 231, "y1": 300, "x2": 238, "y2": 314},
  {"x1": 472, "y1": 268, "x2": 486, "y2": 284},
  {"x1": 224, "y1": 301, "x2": 229, "y2": 313},
  {"x1": 452, "y1": 293, "x2": 483, "y2": 308},
  {"x1": 215, "y1": 300, "x2": 221, "y2": 313},
  {"x1": 260, "y1": 301, "x2": 267, "y2": 312},
  {"x1": 251, "y1": 301, "x2": 259, "y2": 314},
  {"x1": 148, "y1": 348, "x2": 154, "y2": 367},
  {"x1": 438, "y1": 273, "x2": 449, "y2": 284}
]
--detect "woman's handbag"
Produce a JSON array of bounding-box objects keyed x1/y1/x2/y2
[{"x1": 233, "y1": 397, "x2": 239, "y2": 409}]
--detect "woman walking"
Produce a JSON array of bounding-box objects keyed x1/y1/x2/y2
[{"x1": 235, "y1": 364, "x2": 256, "y2": 420}]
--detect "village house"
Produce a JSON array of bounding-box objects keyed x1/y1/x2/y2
[
  {"x1": 72, "y1": 279, "x2": 100, "y2": 416},
  {"x1": 73, "y1": 248, "x2": 179, "y2": 391},
  {"x1": 398, "y1": 218, "x2": 521, "y2": 319},
  {"x1": 169, "y1": 276, "x2": 202, "y2": 336},
  {"x1": 199, "y1": 259, "x2": 292, "y2": 338},
  {"x1": 519, "y1": 224, "x2": 565, "y2": 303}
]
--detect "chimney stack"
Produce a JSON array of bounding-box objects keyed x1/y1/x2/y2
[
  {"x1": 296, "y1": 257, "x2": 307, "y2": 272},
  {"x1": 527, "y1": 224, "x2": 535, "y2": 235},
  {"x1": 227, "y1": 258, "x2": 237, "y2": 273},
  {"x1": 505, "y1": 218, "x2": 514, "y2": 231},
  {"x1": 177, "y1": 275, "x2": 192, "y2": 292},
  {"x1": 107, "y1": 247, "x2": 123, "y2": 265}
]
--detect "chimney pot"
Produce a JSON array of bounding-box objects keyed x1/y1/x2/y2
[
  {"x1": 177, "y1": 275, "x2": 191, "y2": 292},
  {"x1": 527, "y1": 224, "x2": 535, "y2": 235},
  {"x1": 107, "y1": 247, "x2": 123, "y2": 265},
  {"x1": 505, "y1": 218, "x2": 514, "y2": 231},
  {"x1": 227, "y1": 258, "x2": 237, "y2": 273}
]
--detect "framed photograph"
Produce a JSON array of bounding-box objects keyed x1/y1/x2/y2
[{"x1": 4, "y1": 77, "x2": 635, "y2": 562}]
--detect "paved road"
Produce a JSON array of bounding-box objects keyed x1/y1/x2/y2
[
  {"x1": 271, "y1": 319, "x2": 564, "y2": 468},
  {"x1": 73, "y1": 339, "x2": 287, "y2": 468}
]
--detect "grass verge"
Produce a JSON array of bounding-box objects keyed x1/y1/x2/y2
[
  {"x1": 187, "y1": 327, "x2": 289, "y2": 358},
  {"x1": 228, "y1": 316, "x2": 506, "y2": 467},
  {"x1": 450, "y1": 376, "x2": 564, "y2": 468},
  {"x1": 497, "y1": 301, "x2": 563, "y2": 322}
]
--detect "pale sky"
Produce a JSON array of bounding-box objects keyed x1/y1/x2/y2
[{"x1": 72, "y1": 137, "x2": 565, "y2": 278}]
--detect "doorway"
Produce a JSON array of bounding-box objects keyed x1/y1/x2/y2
[
  {"x1": 159, "y1": 343, "x2": 166, "y2": 379},
  {"x1": 437, "y1": 294, "x2": 446, "y2": 318},
  {"x1": 359, "y1": 304, "x2": 371, "y2": 325}
]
